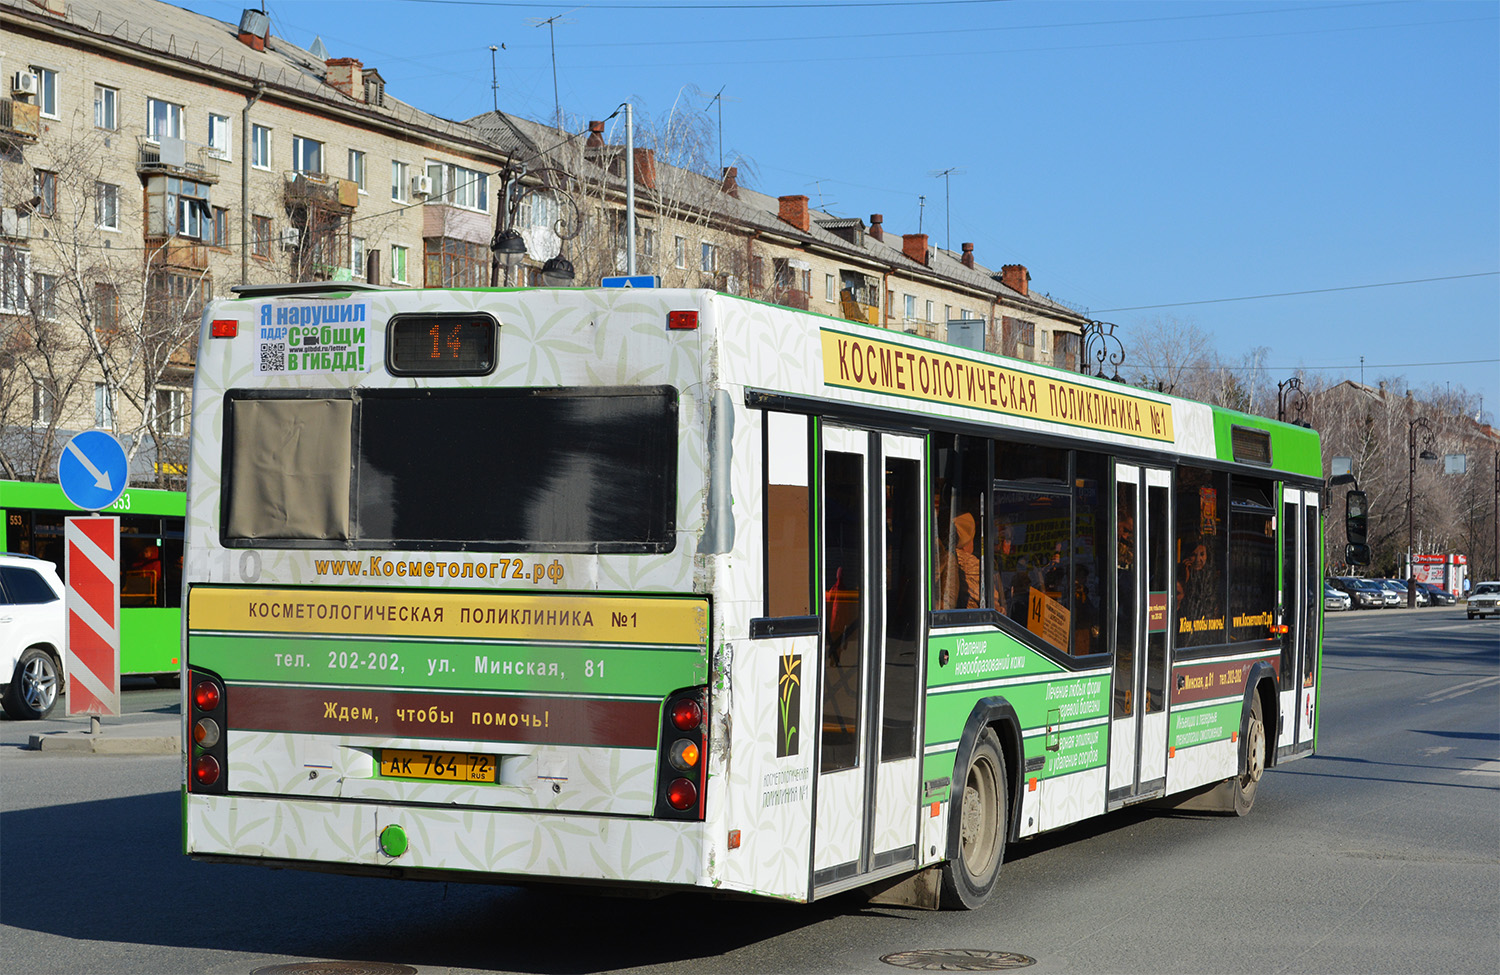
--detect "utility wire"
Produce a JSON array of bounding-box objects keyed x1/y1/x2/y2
[{"x1": 1094, "y1": 273, "x2": 1500, "y2": 313}]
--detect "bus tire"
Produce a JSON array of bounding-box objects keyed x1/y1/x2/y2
[
  {"x1": 2, "y1": 646, "x2": 61, "y2": 720},
  {"x1": 1232, "y1": 694, "x2": 1267, "y2": 816},
  {"x1": 939, "y1": 727, "x2": 1007, "y2": 910}
]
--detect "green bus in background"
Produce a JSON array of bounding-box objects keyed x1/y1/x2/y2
[{"x1": 2, "y1": 479, "x2": 184, "y2": 679}]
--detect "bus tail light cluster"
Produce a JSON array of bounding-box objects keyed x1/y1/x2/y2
[
  {"x1": 655, "y1": 687, "x2": 708, "y2": 820},
  {"x1": 188, "y1": 669, "x2": 228, "y2": 794}
]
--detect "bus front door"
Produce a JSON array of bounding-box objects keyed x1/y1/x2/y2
[
  {"x1": 1108, "y1": 464, "x2": 1171, "y2": 806},
  {"x1": 1278, "y1": 486, "x2": 1321, "y2": 757},
  {"x1": 813, "y1": 425, "x2": 926, "y2": 894}
]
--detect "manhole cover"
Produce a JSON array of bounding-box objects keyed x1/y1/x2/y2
[
  {"x1": 250, "y1": 964, "x2": 417, "y2": 975},
  {"x1": 881, "y1": 949, "x2": 1036, "y2": 971}
]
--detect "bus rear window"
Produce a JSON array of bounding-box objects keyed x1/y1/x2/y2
[{"x1": 222, "y1": 387, "x2": 677, "y2": 553}]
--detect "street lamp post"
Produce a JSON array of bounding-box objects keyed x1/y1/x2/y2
[
  {"x1": 1078, "y1": 319, "x2": 1125, "y2": 382},
  {"x1": 1407, "y1": 416, "x2": 1437, "y2": 607},
  {"x1": 1277, "y1": 377, "x2": 1309, "y2": 425}
]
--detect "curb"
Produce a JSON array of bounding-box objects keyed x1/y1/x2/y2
[{"x1": 25, "y1": 731, "x2": 179, "y2": 754}]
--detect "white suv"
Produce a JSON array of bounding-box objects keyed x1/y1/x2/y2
[{"x1": 0, "y1": 553, "x2": 66, "y2": 719}]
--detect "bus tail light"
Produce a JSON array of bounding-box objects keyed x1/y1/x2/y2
[
  {"x1": 667, "y1": 310, "x2": 698, "y2": 330},
  {"x1": 187, "y1": 668, "x2": 228, "y2": 795},
  {"x1": 210, "y1": 319, "x2": 238, "y2": 338},
  {"x1": 655, "y1": 686, "x2": 708, "y2": 820}
]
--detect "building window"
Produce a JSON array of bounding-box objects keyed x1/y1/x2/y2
[
  {"x1": 700, "y1": 241, "x2": 718, "y2": 273},
  {"x1": 94, "y1": 382, "x2": 115, "y2": 429},
  {"x1": 391, "y1": 160, "x2": 409, "y2": 202},
  {"x1": 95, "y1": 283, "x2": 119, "y2": 334},
  {"x1": 904, "y1": 294, "x2": 916, "y2": 320},
  {"x1": 1002, "y1": 316, "x2": 1036, "y2": 359},
  {"x1": 32, "y1": 272, "x2": 57, "y2": 320},
  {"x1": 34, "y1": 170, "x2": 57, "y2": 218},
  {"x1": 31, "y1": 67, "x2": 59, "y2": 119},
  {"x1": 211, "y1": 206, "x2": 229, "y2": 247},
  {"x1": 642, "y1": 227, "x2": 657, "y2": 261},
  {"x1": 423, "y1": 238, "x2": 489, "y2": 288},
  {"x1": 208, "y1": 113, "x2": 231, "y2": 159},
  {"x1": 291, "y1": 136, "x2": 323, "y2": 175},
  {"x1": 148, "y1": 269, "x2": 212, "y2": 327},
  {"x1": 1053, "y1": 330, "x2": 1080, "y2": 371},
  {"x1": 826, "y1": 273, "x2": 836, "y2": 302},
  {"x1": 348, "y1": 149, "x2": 366, "y2": 192},
  {"x1": 156, "y1": 388, "x2": 188, "y2": 435},
  {"x1": 94, "y1": 182, "x2": 119, "y2": 230},
  {"x1": 146, "y1": 97, "x2": 183, "y2": 142},
  {"x1": 674, "y1": 235, "x2": 685, "y2": 269},
  {"x1": 351, "y1": 237, "x2": 366, "y2": 278},
  {"x1": 32, "y1": 382, "x2": 54, "y2": 425},
  {"x1": 252, "y1": 215, "x2": 272, "y2": 258},
  {"x1": 94, "y1": 84, "x2": 118, "y2": 131},
  {"x1": 251, "y1": 125, "x2": 271, "y2": 169},
  {"x1": 391, "y1": 244, "x2": 409, "y2": 284},
  {"x1": 1, "y1": 245, "x2": 30, "y2": 314},
  {"x1": 926, "y1": 300, "x2": 935, "y2": 322},
  {"x1": 424, "y1": 161, "x2": 488, "y2": 211}
]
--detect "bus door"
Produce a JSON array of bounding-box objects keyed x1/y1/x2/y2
[
  {"x1": 1108, "y1": 464, "x2": 1171, "y2": 805},
  {"x1": 813, "y1": 425, "x2": 925, "y2": 891},
  {"x1": 1278, "y1": 487, "x2": 1321, "y2": 755}
]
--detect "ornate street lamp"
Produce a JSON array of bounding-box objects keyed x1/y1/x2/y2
[
  {"x1": 1277, "y1": 376, "x2": 1310, "y2": 426},
  {"x1": 1407, "y1": 416, "x2": 1438, "y2": 607},
  {"x1": 1079, "y1": 319, "x2": 1125, "y2": 382}
]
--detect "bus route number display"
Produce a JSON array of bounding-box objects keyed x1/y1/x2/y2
[{"x1": 387, "y1": 314, "x2": 497, "y2": 376}]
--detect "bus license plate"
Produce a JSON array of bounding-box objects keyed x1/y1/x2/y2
[{"x1": 380, "y1": 749, "x2": 496, "y2": 783}]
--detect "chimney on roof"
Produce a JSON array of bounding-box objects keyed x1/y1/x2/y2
[
  {"x1": 1001, "y1": 264, "x2": 1030, "y2": 296},
  {"x1": 869, "y1": 214, "x2": 884, "y2": 242},
  {"x1": 902, "y1": 233, "x2": 929, "y2": 266},
  {"x1": 326, "y1": 58, "x2": 364, "y2": 101},
  {"x1": 586, "y1": 121, "x2": 605, "y2": 148},
  {"x1": 720, "y1": 166, "x2": 739, "y2": 198},
  {"x1": 961, "y1": 242, "x2": 975, "y2": 269},
  {"x1": 779, "y1": 195, "x2": 810, "y2": 233},
  {"x1": 237, "y1": 9, "x2": 270, "y2": 52},
  {"x1": 633, "y1": 148, "x2": 657, "y2": 190}
]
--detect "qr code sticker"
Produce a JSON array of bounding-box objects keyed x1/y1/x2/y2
[{"x1": 258, "y1": 342, "x2": 287, "y2": 373}]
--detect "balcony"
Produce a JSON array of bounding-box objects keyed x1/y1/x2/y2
[
  {"x1": 144, "y1": 236, "x2": 210, "y2": 270},
  {"x1": 772, "y1": 288, "x2": 812, "y2": 312},
  {"x1": 1, "y1": 209, "x2": 30, "y2": 240},
  {"x1": 0, "y1": 97, "x2": 41, "y2": 145},
  {"x1": 841, "y1": 292, "x2": 879, "y2": 326},
  {"x1": 137, "y1": 136, "x2": 220, "y2": 182},
  {"x1": 284, "y1": 171, "x2": 359, "y2": 209}
]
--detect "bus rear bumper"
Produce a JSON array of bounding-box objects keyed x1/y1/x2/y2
[{"x1": 184, "y1": 793, "x2": 705, "y2": 887}]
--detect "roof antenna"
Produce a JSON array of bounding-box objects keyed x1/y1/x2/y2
[
  {"x1": 489, "y1": 44, "x2": 505, "y2": 114},
  {"x1": 918, "y1": 194, "x2": 925, "y2": 235}
]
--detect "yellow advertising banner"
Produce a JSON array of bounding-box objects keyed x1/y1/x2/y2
[
  {"x1": 190, "y1": 586, "x2": 708, "y2": 646},
  {"x1": 819, "y1": 329, "x2": 1175, "y2": 443}
]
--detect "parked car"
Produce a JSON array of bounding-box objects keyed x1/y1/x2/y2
[
  {"x1": 1377, "y1": 578, "x2": 1426, "y2": 607},
  {"x1": 1467, "y1": 581, "x2": 1500, "y2": 620},
  {"x1": 1328, "y1": 576, "x2": 1386, "y2": 609},
  {"x1": 1324, "y1": 586, "x2": 1351, "y2": 611},
  {"x1": 1415, "y1": 582, "x2": 1456, "y2": 607},
  {"x1": 0, "y1": 553, "x2": 67, "y2": 720}
]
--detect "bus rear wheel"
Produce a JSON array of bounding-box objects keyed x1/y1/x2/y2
[
  {"x1": 940, "y1": 727, "x2": 1007, "y2": 910},
  {"x1": 1233, "y1": 695, "x2": 1266, "y2": 817}
]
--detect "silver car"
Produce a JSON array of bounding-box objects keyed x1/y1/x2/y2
[
  {"x1": 1324, "y1": 586, "x2": 1351, "y2": 611},
  {"x1": 1468, "y1": 581, "x2": 1500, "y2": 619}
]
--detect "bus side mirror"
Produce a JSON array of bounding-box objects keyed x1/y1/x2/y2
[{"x1": 1345, "y1": 490, "x2": 1369, "y2": 566}]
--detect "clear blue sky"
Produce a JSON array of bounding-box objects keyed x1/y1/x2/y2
[{"x1": 176, "y1": 0, "x2": 1499, "y2": 421}]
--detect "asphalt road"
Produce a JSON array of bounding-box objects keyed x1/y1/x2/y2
[{"x1": 2, "y1": 609, "x2": 1495, "y2": 975}]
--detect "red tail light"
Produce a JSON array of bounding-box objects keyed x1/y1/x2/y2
[
  {"x1": 666, "y1": 778, "x2": 698, "y2": 810},
  {"x1": 194, "y1": 755, "x2": 222, "y2": 786},
  {"x1": 194, "y1": 681, "x2": 220, "y2": 711},
  {"x1": 670, "y1": 699, "x2": 702, "y2": 731},
  {"x1": 210, "y1": 319, "x2": 238, "y2": 338}
]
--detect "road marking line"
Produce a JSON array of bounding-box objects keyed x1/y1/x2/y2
[
  {"x1": 1458, "y1": 760, "x2": 1500, "y2": 778},
  {"x1": 1419, "y1": 674, "x2": 1500, "y2": 704}
]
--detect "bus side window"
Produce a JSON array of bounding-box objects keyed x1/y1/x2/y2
[
  {"x1": 932, "y1": 433, "x2": 987, "y2": 611},
  {"x1": 764, "y1": 412, "x2": 812, "y2": 618}
]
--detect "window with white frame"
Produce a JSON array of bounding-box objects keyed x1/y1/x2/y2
[
  {"x1": 31, "y1": 67, "x2": 59, "y2": 119},
  {"x1": 94, "y1": 382, "x2": 115, "y2": 429},
  {"x1": 391, "y1": 244, "x2": 409, "y2": 284},
  {"x1": 700, "y1": 241, "x2": 717, "y2": 273},
  {"x1": 291, "y1": 136, "x2": 324, "y2": 175},
  {"x1": 1, "y1": 245, "x2": 30, "y2": 313},
  {"x1": 207, "y1": 113, "x2": 231, "y2": 159},
  {"x1": 251, "y1": 124, "x2": 271, "y2": 169},
  {"x1": 424, "y1": 161, "x2": 488, "y2": 211},
  {"x1": 926, "y1": 299, "x2": 934, "y2": 322},
  {"x1": 156, "y1": 388, "x2": 188, "y2": 435},
  {"x1": 826, "y1": 273, "x2": 836, "y2": 302},
  {"x1": 146, "y1": 97, "x2": 183, "y2": 142},
  {"x1": 674, "y1": 236, "x2": 685, "y2": 269},
  {"x1": 348, "y1": 149, "x2": 366, "y2": 192},
  {"x1": 351, "y1": 236, "x2": 366, "y2": 278},
  {"x1": 32, "y1": 272, "x2": 57, "y2": 320},
  {"x1": 94, "y1": 84, "x2": 118, "y2": 130},
  {"x1": 904, "y1": 294, "x2": 916, "y2": 320},
  {"x1": 391, "y1": 160, "x2": 409, "y2": 202},
  {"x1": 32, "y1": 382, "x2": 54, "y2": 426}
]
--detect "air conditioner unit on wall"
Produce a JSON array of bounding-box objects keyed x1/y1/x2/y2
[
  {"x1": 412, "y1": 175, "x2": 433, "y2": 196},
  {"x1": 11, "y1": 72, "x2": 39, "y2": 97},
  {"x1": 281, "y1": 227, "x2": 301, "y2": 249}
]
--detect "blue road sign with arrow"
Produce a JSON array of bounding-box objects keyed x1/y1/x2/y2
[
  {"x1": 601, "y1": 275, "x2": 659, "y2": 288},
  {"x1": 57, "y1": 431, "x2": 129, "y2": 511}
]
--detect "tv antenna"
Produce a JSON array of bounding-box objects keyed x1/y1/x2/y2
[
  {"x1": 703, "y1": 86, "x2": 739, "y2": 175},
  {"x1": 917, "y1": 194, "x2": 926, "y2": 235},
  {"x1": 527, "y1": 9, "x2": 577, "y2": 127},
  {"x1": 488, "y1": 44, "x2": 506, "y2": 114},
  {"x1": 927, "y1": 167, "x2": 965, "y2": 252}
]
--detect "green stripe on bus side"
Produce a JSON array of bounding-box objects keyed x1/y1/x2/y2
[
  {"x1": 1210, "y1": 409, "x2": 1322, "y2": 476},
  {"x1": 927, "y1": 631, "x2": 1066, "y2": 687},
  {"x1": 188, "y1": 633, "x2": 708, "y2": 695},
  {"x1": 0, "y1": 479, "x2": 185, "y2": 516},
  {"x1": 1169, "y1": 700, "x2": 1242, "y2": 750},
  {"x1": 121, "y1": 608, "x2": 180, "y2": 674},
  {"x1": 925, "y1": 671, "x2": 1111, "y2": 740}
]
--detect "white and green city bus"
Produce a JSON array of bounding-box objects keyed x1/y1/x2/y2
[{"x1": 181, "y1": 283, "x2": 1324, "y2": 908}]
